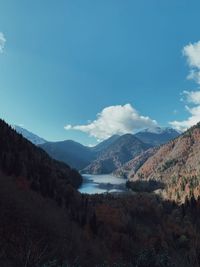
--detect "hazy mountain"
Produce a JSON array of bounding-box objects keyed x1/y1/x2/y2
[
  {"x1": 13, "y1": 125, "x2": 46, "y2": 145},
  {"x1": 129, "y1": 122, "x2": 200, "y2": 202},
  {"x1": 134, "y1": 127, "x2": 180, "y2": 146},
  {"x1": 82, "y1": 134, "x2": 151, "y2": 174},
  {"x1": 39, "y1": 135, "x2": 121, "y2": 171},
  {"x1": 40, "y1": 140, "x2": 95, "y2": 170},
  {"x1": 91, "y1": 135, "x2": 120, "y2": 153}
]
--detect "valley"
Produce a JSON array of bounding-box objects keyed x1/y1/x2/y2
[{"x1": 1, "y1": 119, "x2": 200, "y2": 267}]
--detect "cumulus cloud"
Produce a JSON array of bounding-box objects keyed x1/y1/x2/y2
[
  {"x1": 170, "y1": 90, "x2": 200, "y2": 131},
  {"x1": 64, "y1": 104, "x2": 157, "y2": 140},
  {"x1": 183, "y1": 41, "x2": 200, "y2": 84},
  {"x1": 0, "y1": 32, "x2": 6, "y2": 53}
]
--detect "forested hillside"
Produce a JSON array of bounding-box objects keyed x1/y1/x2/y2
[{"x1": 129, "y1": 122, "x2": 200, "y2": 202}]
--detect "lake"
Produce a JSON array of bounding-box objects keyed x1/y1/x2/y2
[{"x1": 78, "y1": 174, "x2": 127, "y2": 194}]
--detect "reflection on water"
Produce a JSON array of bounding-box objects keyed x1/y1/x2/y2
[{"x1": 78, "y1": 174, "x2": 127, "y2": 194}]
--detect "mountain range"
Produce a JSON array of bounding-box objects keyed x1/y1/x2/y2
[
  {"x1": 16, "y1": 125, "x2": 180, "y2": 174},
  {"x1": 134, "y1": 127, "x2": 181, "y2": 146},
  {"x1": 1, "y1": 119, "x2": 200, "y2": 266},
  {"x1": 82, "y1": 134, "x2": 151, "y2": 174}
]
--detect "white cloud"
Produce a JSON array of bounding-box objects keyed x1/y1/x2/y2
[
  {"x1": 170, "y1": 41, "x2": 200, "y2": 131},
  {"x1": 170, "y1": 90, "x2": 200, "y2": 131},
  {"x1": 64, "y1": 104, "x2": 157, "y2": 140},
  {"x1": 183, "y1": 41, "x2": 200, "y2": 84},
  {"x1": 0, "y1": 32, "x2": 6, "y2": 53},
  {"x1": 64, "y1": 125, "x2": 72, "y2": 130},
  {"x1": 183, "y1": 90, "x2": 200, "y2": 105},
  {"x1": 187, "y1": 70, "x2": 200, "y2": 84}
]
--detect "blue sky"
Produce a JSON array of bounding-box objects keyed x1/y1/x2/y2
[{"x1": 1, "y1": 0, "x2": 200, "y2": 145}]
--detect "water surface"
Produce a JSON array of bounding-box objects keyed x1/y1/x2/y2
[{"x1": 79, "y1": 174, "x2": 127, "y2": 194}]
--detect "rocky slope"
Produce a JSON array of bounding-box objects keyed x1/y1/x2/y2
[
  {"x1": 114, "y1": 147, "x2": 158, "y2": 178},
  {"x1": 129, "y1": 122, "x2": 200, "y2": 202},
  {"x1": 82, "y1": 134, "x2": 151, "y2": 174}
]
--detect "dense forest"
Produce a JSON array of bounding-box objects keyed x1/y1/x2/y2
[{"x1": 1, "y1": 119, "x2": 200, "y2": 266}]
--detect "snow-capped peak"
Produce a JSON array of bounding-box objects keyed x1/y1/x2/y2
[
  {"x1": 12, "y1": 125, "x2": 47, "y2": 145},
  {"x1": 140, "y1": 127, "x2": 181, "y2": 135}
]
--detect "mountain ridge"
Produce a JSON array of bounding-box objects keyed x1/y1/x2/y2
[
  {"x1": 134, "y1": 127, "x2": 180, "y2": 146},
  {"x1": 82, "y1": 134, "x2": 151, "y2": 174},
  {"x1": 129, "y1": 122, "x2": 200, "y2": 202},
  {"x1": 13, "y1": 125, "x2": 47, "y2": 145},
  {"x1": 16, "y1": 125, "x2": 181, "y2": 174}
]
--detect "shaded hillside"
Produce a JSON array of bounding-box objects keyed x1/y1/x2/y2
[
  {"x1": 40, "y1": 140, "x2": 95, "y2": 170},
  {"x1": 82, "y1": 134, "x2": 151, "y2": 174},
  {"x1": 3, "y1": 167, "x2": 200, "y2": 267},
  {"x1": 0, "y1": 120, "x2": 82, "y2": 190},
  {"x1": 130, "y1": 122, "x2": 200, "y2": 202},
  {"x1": 135, "y1": 127, "x2": 180, "y2": 146}
]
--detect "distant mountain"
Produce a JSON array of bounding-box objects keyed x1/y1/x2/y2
[
  {"x1": 40, "y1": 135, "x2": 121, "y2": 171},
  {"x1": 114, "y1": 127, "x2": 180, "y2": 178},
  {"x1": 129, "y1": 122, "x2": 200, "y2": 202},
  {"x1": 13, "y1": 125, "x2": 46, "y2": 145},
  {"x1": 82, "y1": 134, "x2": 151, "y2": 174},
  {"x1": 134, "y1": 127, "x2": 180, "y2": 146},
  {"x1": 40, "y1": 140, "x2": 95, "y2": 170},
  {"x1": 15, "y1": 125, "x2": 180, "y2": 174},
  {"x1": 91, "y1": 135, "x2": 120, "y2": 153}
]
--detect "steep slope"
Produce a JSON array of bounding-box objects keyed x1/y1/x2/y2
[
  {"x1": 0, "y1": 119, "x2": 114, "y2": 266},
  {"x1": 114, "y1": 147, "x2": 158, "y2": 178},
  {"x1": 40, "y1": 140, "x2": 95, "y2": 170},
  {"x1": 1, "y1": 120, "x2": 82, "y2": 190},
  {"x1": 134, "y1": 127, "x2": 180, "y2": 146},
  {"x1": 91, "y1": 135, "x2": 120, "y2": 153},
  {"x1": 13, "y1": 125, "x2": 46, "y2": 145},
  {"x1": 82, "y1": 134, "x2": 151, "y2": 174},
  {"x1": 114, "y1": 128, "x2": 179, "y2": 178},
  {"x1": 130, "y1": 122, "x2": 200, "y2": 201}
]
